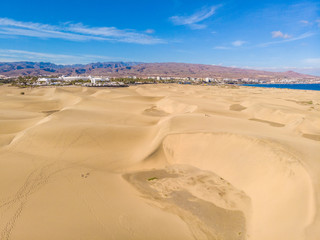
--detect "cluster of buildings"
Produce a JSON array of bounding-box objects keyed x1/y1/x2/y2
[
  {"x1": 268, "y1": 78, "x2": 318, "y2": 84},
  {"x1": 36, "y1": 76, "x2": 129, "y2": 87},
  {"x1": 146, "y1": 76, "x2": 266, "y2": 84},
  {"x1": 2, "y1": 74, "x2": 320, "y2": 87},
  {"x1": 144, "y1": 76, "x2": 290, "y2": 84},
  {"x1": 36, "y1": 75, "x2": 320, "y2": 86},
  {"x1": 37, "y1": 76, "x2": 110, "y2": 85}
]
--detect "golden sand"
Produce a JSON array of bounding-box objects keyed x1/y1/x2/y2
[{"x1": 0, "y1": 84, "x2": 319, "y2": 240}]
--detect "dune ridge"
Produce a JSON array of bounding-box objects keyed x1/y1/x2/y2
[{"x1": 0, "y1": 84, "x2": 319, "y2": 240}]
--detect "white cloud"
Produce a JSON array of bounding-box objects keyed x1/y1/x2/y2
[
  {"x1": 300, "y1": 20, "x2": 310, "y2": 24},
  {"x1": 145, "y1": 29, "x2": 155, "y2": 34},
  {"x1": 0, "y1": 18, "x2": 165, "y2": 44},
  {"x1": 214, "y1": 40, "x2": 246, "y2": 50},
  {"x1": 214, "y1": 46, "x2": 231, "y2": 50},
  {"x1": 299, "y1": 20, "x2": 320, "y2": 26},
  {"x1": 170, "y1": 5, "x2": 220, "y2": 29},
  {"x1": 304, "y1": 58, "x2": 320, "y2": 65},
  {"x1": 299, "y1": 19, "x2": 320, "y2": 28},
  {"x1": 259, "y1": 32, "x2": 314, "y2": 47},
  {"x1": 271, "y1": 31, "x2": 291, "y2": 39},
  {"x1": 0, "y1": 49, "x2": 125, "y2": 64},
  {"x1": 232, "y1": 40, "x2": 246, "y2": 47}
]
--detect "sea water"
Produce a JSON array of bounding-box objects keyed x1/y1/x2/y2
[{"x1": 242, "y1": 84, "x2": 320, "y2": 91}]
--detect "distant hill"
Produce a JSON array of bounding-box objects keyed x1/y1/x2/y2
[
  {"x1": 0, "y1": 62, "x2": 139, "y2": 77},
  {"x1": 0, "y1": 61, "x2": 316, "y2": 80}
]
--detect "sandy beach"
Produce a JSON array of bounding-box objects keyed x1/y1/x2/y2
[{"x1": 0, "y1": 84, "x2": 319, "y2": 240}]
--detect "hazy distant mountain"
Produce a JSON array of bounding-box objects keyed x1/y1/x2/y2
[
  {"x1": 120, "y1": 63, "x2": 316, "y2": 79},
  {"x1": 0, "y1": 62, "x2": 140, "y2": 77},
  {"x1": 0, "y1": 61, "x2": 316, "y2": 80}
]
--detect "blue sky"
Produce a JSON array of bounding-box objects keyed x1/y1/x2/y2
[{"x1": 0, "y1": 0, "x2": 319, "y2": 75}]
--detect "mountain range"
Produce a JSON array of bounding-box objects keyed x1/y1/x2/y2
[{"x1": 0, "y1": 61, "x2": 317, "y2": 80}]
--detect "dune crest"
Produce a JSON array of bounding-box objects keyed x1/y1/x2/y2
[{"x1": 0, "y1": 84, "x2": 319, "y2": 240}]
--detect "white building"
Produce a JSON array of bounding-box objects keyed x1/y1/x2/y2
[
  {"x1": 37, "y1": 78, "x2": 50, "y2": 84},
  {"x1": 90, "y1": 76, "x2": 109, "y2": 84},
  {"x1": 61, "y1": 76, "x2": 91, "y2": 81}
]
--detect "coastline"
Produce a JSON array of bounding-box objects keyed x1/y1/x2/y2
[{"x1": 242, "y1": 83, "x2": 320, "y2": 91}]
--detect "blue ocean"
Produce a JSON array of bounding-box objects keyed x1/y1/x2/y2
[{"x1": 243, "y1": 84, "x2": 320, "y2": 91}]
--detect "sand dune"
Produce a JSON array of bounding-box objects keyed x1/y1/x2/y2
[{"x1": 0, "y1": 84, "x2": 319, "y2": 240}]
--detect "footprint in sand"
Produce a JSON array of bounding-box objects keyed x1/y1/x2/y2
[{"x1": 81, "y1": 172, "x2": 90, "y2": 178}]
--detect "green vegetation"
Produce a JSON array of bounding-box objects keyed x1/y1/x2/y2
[
  {"x1": 299, "y1": 100, "x2": 313, "y2": 105},
  {"x1": 3, "y1": 75, "x2": 225, "y2": 87},
  {"x1": 11, "y1": 76, "x2": 38, "y2": 87},
  {"x1": 0, "y1": 78, "x2": 15, "y2": 85},
  {"x1": 147, "y1": 177, "x2": 158, "y2": 181},
  {"x1": 17, "y1": 76, "x2": 37, "y2": 85},
  {"x1": 69, "y1": 79, "x2": 91, "y2": 85},
  {"x1": 114, "y1": 78, "x2": 157, "y2": 84}
]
